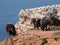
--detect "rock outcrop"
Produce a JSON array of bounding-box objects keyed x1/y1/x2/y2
[
  {"x1": 0, "y1": 4, "x2": 60, "y2": 45},
  {"x1": 15, "y1": 4, "x2": 60, "y2": 34}
]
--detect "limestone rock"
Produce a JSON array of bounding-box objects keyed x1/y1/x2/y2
[{"x1": 15, "y1": 4, "x2": 60, "y2": 34}]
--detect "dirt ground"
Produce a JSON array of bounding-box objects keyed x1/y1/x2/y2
[{"x1": 0, "y1": 29, "x2": 60, "y2": 45}]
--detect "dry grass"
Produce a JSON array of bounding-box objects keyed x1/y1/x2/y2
[
  {"x1": 54, "y1": 31, "x2": 60, "y2": 35},
  {"x1": 51, "y1": 26, "x2": 60, "y2": 30}
]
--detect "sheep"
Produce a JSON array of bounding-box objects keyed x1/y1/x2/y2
[
  {"x1": 6, "y1": 24, "x2": 16, "y2": 36},
  {"x1": 51, "y1": 17, "x2": 60, "y2": 26},
  {"x1": 40, "y1": 16, "x2": 53, "y2": 31},
  {"x1": 35, "y1": 19, "x2": 41, "y2": 30},
  {"x1": 31, "y1": 18, "x2": 41, "y2": 30},
  {"x1": 31, "y1": 18, "x2": 36, "y2": 28}
]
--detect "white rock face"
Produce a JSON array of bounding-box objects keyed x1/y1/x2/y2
[{"x1": 15, "y1": 4, "x2": 60, "y2": 34}]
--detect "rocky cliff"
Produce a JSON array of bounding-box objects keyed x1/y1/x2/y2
[
  {"x1": 0, "y1": 4, "x2": 60, "y2": 45},
  {"x1": 15, "y1": 4, "x2": 60, "y2": 34}
]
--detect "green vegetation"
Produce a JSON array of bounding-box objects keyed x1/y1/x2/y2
[
  {"x1": 51, "y1": 26, "x2": 60, "y2": 30},
  {"x1": 54, "y1": 31, "x2": 60, "y2": 35}
]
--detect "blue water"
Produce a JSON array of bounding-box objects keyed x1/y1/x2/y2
[{"x1": 0, "y1": 0, "x2": 60, "y2": 42}]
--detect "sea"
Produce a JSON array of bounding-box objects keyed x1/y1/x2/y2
[{"x1": 0, "y1": 0, "x2": 60, "y2": 42}]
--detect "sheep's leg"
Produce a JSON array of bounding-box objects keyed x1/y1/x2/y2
[
  {"x1": 49, "y1": 25, "x2": 50, "y2": 30},
  {"x1": 46, "y1": 25, "x2": 47, "y2": 31},
  {"x1": 41, "y1": 26, "x2": 44, "y2": 31}
]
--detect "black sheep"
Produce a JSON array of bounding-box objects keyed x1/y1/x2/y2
[
  {"x1": 51, "y1": 17, "x2": 60, "y2": 26},
  {"x1": 40, "y1": 16, "x2": 53, "y2": 31},
  {"x1": 31, "y1": 18, "x2": 41, "y2": 30},
  {"x1": 31, "y1": 18, "x2": 36, "y2": 28},
  {"x1": 35, "y1": 19, "x2": 41, "y2": 30},
  {"x1": 6, "y1": 24, "x2": 16, "y2": 36}
]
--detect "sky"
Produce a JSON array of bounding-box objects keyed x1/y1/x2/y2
[{"x1": 0, "y1": 0, "x2": 60, "y2": 41}]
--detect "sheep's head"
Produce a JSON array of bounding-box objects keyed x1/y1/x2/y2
[{"x1": 6, "y1": 24, "x2": 16, "y2": 36}]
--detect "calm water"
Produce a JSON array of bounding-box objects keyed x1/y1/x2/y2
[{"x1": 0, "y1": 0, "x2": 60, "y2": 42}]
